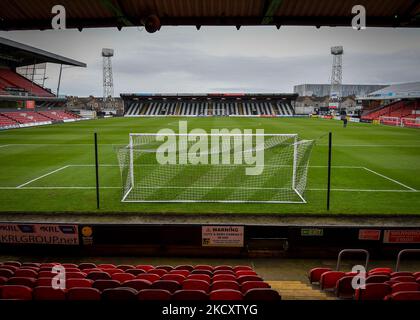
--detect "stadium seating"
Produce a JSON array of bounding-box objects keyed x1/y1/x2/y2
[
  {"x1": 0, "y1": 68, "x2": 54, "y2": 97},
  {"x1": 38, "y1": 110, "x2": 80, "y2": 121},
  {"x1": 0, "y1": 261, "x2": 275, "y2": 300},
  {"x1": 124, "y1": 99, "x2": 295, "y2": 116},
  {"x1": 362, "y1": 100, "x2": 419, "y2": 121},
  {"x1": 0, "y1": 110, "x2": 81, "y2": 128}
]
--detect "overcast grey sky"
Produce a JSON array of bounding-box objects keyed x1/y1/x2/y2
[{"x1": 1, "y1": 26, "x2": 420, "y2": 96}]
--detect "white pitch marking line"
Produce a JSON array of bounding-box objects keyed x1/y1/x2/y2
[
  {"x1": 16, "y1": 165, "x2": 70, "y2": 189},
  {"x1": 0, "y1": 144, "x2": 10, "y2": 148},
  {"x1": 363, "y1": 167, "x2": 417, "y2": 191}
]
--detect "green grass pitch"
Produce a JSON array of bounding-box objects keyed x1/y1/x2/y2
[{"x1": 0, "y1": 116, "x2": 419, "y2": 215}]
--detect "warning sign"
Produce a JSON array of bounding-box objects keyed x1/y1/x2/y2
[
  {"x1": 0, "y1": 223, "x2": 79, "y2": 245},
  {"x1": 202, "y1": 226, "x2": 244, "y2": 247},
  {"x1": 358, "y1": 229, "x2": 381, "y2": 241},
  {"x1": 383, "y1": 230, "x2": 420, "y2": 244}
]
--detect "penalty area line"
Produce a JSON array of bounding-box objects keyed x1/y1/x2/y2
[
  {"x1": 16, "y1": 165, "x2": 71, "y2": 189},
  {"x1": 363, "y1": 167, "x2": 417, "y2": 191}
]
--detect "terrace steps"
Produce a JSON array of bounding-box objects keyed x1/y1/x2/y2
[{"x1": 268, "y1": 281, "x2": 336, "y2": 300}]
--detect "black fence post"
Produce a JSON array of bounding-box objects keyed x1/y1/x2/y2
[
  {"x1": 327, "y1": 132, "x2": 332, "y2": 211},
  {"x1": 94, "y1": 132, "x2": 100, "y2": 209}
]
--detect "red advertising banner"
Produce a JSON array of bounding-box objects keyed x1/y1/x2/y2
[
  {"x1": 0, "y1": 223, "x2": 79, "y2": 245},
  {"x1": 383, "y1": 230, "x2": 420, "y2": 244},
  {"x1": 358, "y1": 229, "x2": 381, "y2": 241},
  {"x1": 26, "y1": 100, "x2": 35, "y2": 109}
]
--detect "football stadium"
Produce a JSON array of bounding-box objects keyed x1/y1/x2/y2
[{"x1": 0, "y1": 0, "x2": 420, "y2": 317}]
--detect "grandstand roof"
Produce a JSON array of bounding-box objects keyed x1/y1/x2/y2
[
  {"x1": 362, "y1": 81, "x2": 420, "y2": 100},
  {"x1": 0, "y1": 36, "x2": 86, "y2": 68},
  {"x1": 121, "y1": 93, "x2": 298, "y2": 100},
  {"x1": 0, "y1": 0, "x2": 419, "y2": 31}
]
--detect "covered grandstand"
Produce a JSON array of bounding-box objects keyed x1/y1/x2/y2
[
  {"x1": 122, "y1": 93, "x2": 297, "y2": 116},
  {"x1": 0, "y1": 37, "x2": 86, "y2": 129},
  {"x1": 360, "y1": 82, "x2": 420, "y2": 128}
]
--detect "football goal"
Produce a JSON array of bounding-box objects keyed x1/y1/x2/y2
[{"x1": 117, "y1": 133, "x2": 314, "y2": 203}]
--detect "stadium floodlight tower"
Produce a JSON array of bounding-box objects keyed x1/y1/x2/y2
[
  {"x1": 102, "y1": 48, "x2": 115, "y2": 110},
  {"x1": 329, "y1": 46, "x2": 343, "y2": 112}
]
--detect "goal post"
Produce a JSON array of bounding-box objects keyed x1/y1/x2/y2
[
  {"x1": 379, "y1": 116, "x2": 401, "y2": 127},
  {"x1": 117, "y1": 133, "x2": 314, "y2": 203}
]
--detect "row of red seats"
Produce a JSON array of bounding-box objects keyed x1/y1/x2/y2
[
  {"x1": 0, "y1": 284, "x2": 280, "y2": 301},
  {"x1": 37, "y1": 110, "x2": 80, "y2": 121},
  {"x1": 309, "y1": 267, "x2": 420, "y2": 300},
  {"x1": 1, "y1": 111, "x2": 51, "y2": 124},
  {"x1": 0, "y1": 115, "x2": 19, "y2": 126},
  {"x1": 0, "y1": 69, "x2": 54, "y2": 97}
]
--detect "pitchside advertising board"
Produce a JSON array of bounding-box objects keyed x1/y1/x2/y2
[{"x1": 0, "y1": 223, "x2": 79, "y2": 245}]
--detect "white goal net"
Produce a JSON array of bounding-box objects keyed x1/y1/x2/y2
[{"x1": 117, "y1": 133, "x2": 314, "y2": 203}]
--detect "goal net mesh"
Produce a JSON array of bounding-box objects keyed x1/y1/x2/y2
[{"x1": 117, "y1": 133, "x2": 314, "y2": 203}]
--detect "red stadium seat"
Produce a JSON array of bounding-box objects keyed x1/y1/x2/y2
[
  {"x1": 182, "y1": 279, "x2": 210, "y2": 293},
  {"x1": 2, "y1": 261, "x2": 21, "y2": 268},
  {"x1": 195, "y1": 265, "x2": 214, "y2": 272},
  {"x1": 308, "y1": 267, "x2": 332, "y2": 283},
  {"x1": 169, "y1": 270, "x2": 190, "y2": 277},
  {"x1": 210, "y1": 289, "x2": 243, "y2": 301},
  {"x1": 33, "y1": 286, "x2": 66, "y2": 300},
  {"x1": 156, "y1": 265, "x2": 174, "y2": 272},
  {"x1": 19, "y1": 266, "x2": 39, "y2": 272},
  {"x1": 172, "y1": 290, "x2": 208, "y2": 300},
  {"x1": 102, "y1": 269, "x2": 124, "y2": 275},
  {"x1": 191, "y1": 269, "x2": 213, "y2": 277},
  {"x1": 211, "y1": 280, "x2": 240, "y2": 291},
  {"x1": 66, "y1": 272, "x2": 87, "y2": 279},
  {"x1": 92, "y1": 280, "x2": 121, "y2": 292},
  {"x1": 0, "y1": 268, "x2": 14, "y2": 278},
  {"x1": 214, "y1": 265, "x2": 233, "y2": 271},
  {"x1": 22, "y1": 263, "x2": 41, "y2": 268},
  {"x1": 78, "y1": 263, "x2": 97, "y2": 270},
  {"x1": 122, "y1": 279, "x2": 152, "y2": 291},
  {"x1": 62, "y1": 263, "x2": 78, "y2": 269},
  {"x1": 243, "y1": 288, "x2": 281, "y2": 301},
  {"x1": 387, "y1": 291, "x2": 420, "y2": 301},
  {"x1": 136, "y1": 274, "x2": 161, "y2": 283},
  {"x1": 125, "y1": 269, "x2": 146, "y2": 276},
  {"x1": 138, "y1": 289, "x2": 172, "y2": 300},
  {"x1": 392, "y1": 276, "x2": 416, "y2": 283},
  {"x1": 241, "y1": 281, "x2": 271, "y2": 294},
  {"x1": 368, "y1": 268, "x2": 392, "y2": 275},
  {"x1": 213, "y1": 270, "x2": 235, "y2": 276},
  {"x1": 366, "y1": 274, "x2": 390, "y2": 284},
  {"x1": 0, "y1": 265, "x2": 18, "y2": 273},
  {"x1": 37, "y1": 277, "x2": 54, "y2": 287},
  {"x1": 6, "y1": 277, "x2": 37, "y2": 288},
  {"x1": 233, "y1": 266, "x2": 253, "y2": 272},
  {"x1": 67, "y1": 287, "x2": 101, "y2": 300},
  {"x1": 391, "y1": 272, "x2": 413, "y2": 278},
  {"x1": 0, "y1": 285, "x2": 32, "y2": 300},
  {"x1": 391, "y1": 282, "x2": 420, "y2": 294},
  {"x1": 336, "y1": 276, "x2": 356, "y2": 299},
  {"x1": 320, "y1": 271, "x2": 345, "y2": 290},
  {"x1": 98, "y1": 264, "x2": 116, "y2": 269},
  {"x1": 236, "y1": 270, "x2": 257, "y2": 277},
  {"x1": 148, "y1": 269, "x2": 168, "y2": 277},
  {"x1": 0, "y1": 276, "x2": 7, "y2": 285},
  {"x1": 355, "y1": 283, "x2": 391, "y2": 300},
  {"x1": 66, "y1": 279, "x2": 93, "y2": 289},
  {"x1": 38, "y1": 271, "x2": 56, "y2": 278},
  {"x1": 135, "y1": 265, "x2": 154, "y2": 272},
  {"x1": 14, "y1": 269, "x2": 37, "y2": 278},
  {"x1": 151, "y1": 280, "x2": 181, "y2": 293},
  {"x1": 111, "y1": 273, "x2": 135, "y2": 283},
  {"x1": 213, "y1": 274, "x2": 237, "y2": 282},
  {"x1": 161, "y1": 274, "x2": 186, "y2": 284},
  {"x1": 102, "y1": 287, "x2": 138, "y2": 300},
  {"x1": 237, "y1": 275, "x2": 263, "y2": 284},
  {"x1": 174, "y1": 265, "x2": 194, "y2": 271},
  {"x1": 116, "y1": 265, "x2": 134, "y2": 271},
  {"x1": 187, "y1": 274, "x2": 211, "y2": 283},
  {"x1": 87, "y1": 271, "x2": 112, "y2": 281}
]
